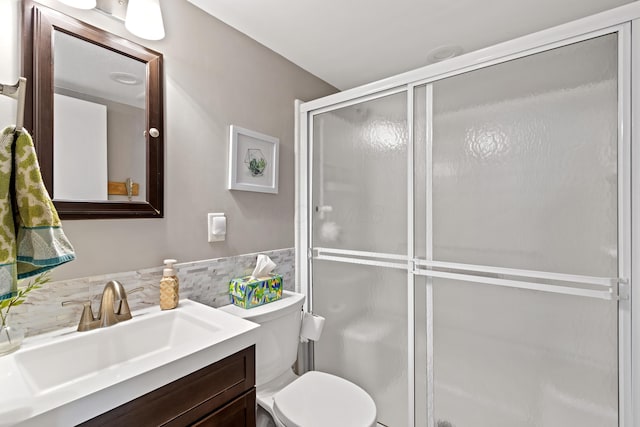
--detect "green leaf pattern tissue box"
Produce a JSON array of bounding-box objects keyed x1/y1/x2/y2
[{"x1": 229, "y1": 274, "x2": 283, "y2": 309}]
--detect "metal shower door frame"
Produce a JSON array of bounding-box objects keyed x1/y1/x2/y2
[{"x1": 296, "y1": 9, "x2": 637, "y2": 426}]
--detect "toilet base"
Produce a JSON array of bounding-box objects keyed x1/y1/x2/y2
[
  {"x1": 256, "y1": 406, "x2": 277, "y2": 427},
  {"x1": 256, "y1": 369, "x2": 299, "y2": 427}
]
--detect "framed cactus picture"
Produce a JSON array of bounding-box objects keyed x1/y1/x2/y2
[{"x1": 228, "y1": 125, "x2": 279, "y2": 194}]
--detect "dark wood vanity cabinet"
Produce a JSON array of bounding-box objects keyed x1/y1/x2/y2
[{"x1": 80, "y1": 346, "x2": 256, "y2": 427}]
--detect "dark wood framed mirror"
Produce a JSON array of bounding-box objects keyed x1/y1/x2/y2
[{"x1": 22, "y1": 1, "x2": 163, "y2": 219}]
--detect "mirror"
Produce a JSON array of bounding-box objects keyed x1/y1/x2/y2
[{"x1": 23, "y1": 1, "x2": 164, "y2": 219}]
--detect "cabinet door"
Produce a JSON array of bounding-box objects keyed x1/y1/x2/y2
[
  {"x1": 192, "y1": 389, "x2": 256, "y2": 427},
  {"x1": 80, "y1": 346, "x2": 255, "y2": 427},
  {"x1": 53, "y1": 93, "x2": 108, "y2": 200}
]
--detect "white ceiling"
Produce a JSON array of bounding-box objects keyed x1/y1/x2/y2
[
  {"x1": 186, "y1": 0, "x2": 635, "y2": 90},
  {"x1": 54, "y1": 31, "x2": 146, "y2": 108}
]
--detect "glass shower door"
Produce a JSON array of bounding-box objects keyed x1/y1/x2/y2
[
  {"x1": 306, "y1": 26, "x2": 624, "y2": 427},
  {"x1": 414, "y1": 32, "x2": 620, "y2": 427},
  {"x1": 310, "y1": 91, "x2": 409, "y2": 427}
]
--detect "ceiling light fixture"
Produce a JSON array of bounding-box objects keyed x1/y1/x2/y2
[
  {"x1": 109, "y1": 71, "x2": 142, "y2": 85},
  {"x1": 426, "y1": 45, "x2": 463, "y2": 64},
  {"x1": 58, "y1": 0, "x2": 165, "y2": 41},
  {"x1": 125, "y1": 0, "x2": 165, "y2": 41}
]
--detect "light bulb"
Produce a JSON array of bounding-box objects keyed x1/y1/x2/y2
[{"x1": 125, "y1": 0, "x2": 165, "y2": 41}]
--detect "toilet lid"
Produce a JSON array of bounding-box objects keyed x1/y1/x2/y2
[{"x1": 273, "y1": 371, "x2": 377, "y2": 427}]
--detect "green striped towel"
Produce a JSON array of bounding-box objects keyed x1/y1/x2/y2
[{"x1": 0, "y1": 126, "x2": 75, "y2": 299}]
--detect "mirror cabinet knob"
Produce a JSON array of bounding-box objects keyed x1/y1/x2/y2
[{"x1": 145, "y1": 128, "x2": 160, "y2": 138}]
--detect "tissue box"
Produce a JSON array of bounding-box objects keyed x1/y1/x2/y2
[{"x1": 229, "y1": 274, "x2": 283, "y2": 309}]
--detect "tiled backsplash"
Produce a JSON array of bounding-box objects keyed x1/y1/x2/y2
[{"x1": 11, "y1": 248, "x2": 295, "y2": 337}]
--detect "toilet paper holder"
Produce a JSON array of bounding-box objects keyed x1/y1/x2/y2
[{"x1": 300, "y1": 312, "x2": 325, "y2": 342}]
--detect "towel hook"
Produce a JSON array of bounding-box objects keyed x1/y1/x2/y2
[{"x1": 0, "y1": 77, "x2": 27, "y2": 131}]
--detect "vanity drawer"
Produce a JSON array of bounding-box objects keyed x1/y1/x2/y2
[
  {"x1": 192, "y1": 389, "x2": 256, "y2": 427},
  {"x1": 80, "y1": 345, "x2": 255, "y2": 427}
]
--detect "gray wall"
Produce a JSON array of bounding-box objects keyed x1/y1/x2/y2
[
  {"x1": 0, "y1": 0, "x2": 336, "y2": 280},
  {"x1": 104, "y1": 101, "x2": 147, "y2": 202}
]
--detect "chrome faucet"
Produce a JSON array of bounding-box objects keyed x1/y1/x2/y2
[{"x1": 62, "y1": 281, "x2": 143, "y2": 332}]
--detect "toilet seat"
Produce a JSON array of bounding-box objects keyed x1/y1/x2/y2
[{"x1": 273, "y1": 371, "x2": 377, "y2": 427}]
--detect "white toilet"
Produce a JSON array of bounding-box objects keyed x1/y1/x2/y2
[{"x1": 220, "y1": 291, "x2": 377, "y2": 427}]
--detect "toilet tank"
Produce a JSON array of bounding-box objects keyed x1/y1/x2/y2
[{"x1": 219, "y1": 291, "x2": 305, "y2": 386}]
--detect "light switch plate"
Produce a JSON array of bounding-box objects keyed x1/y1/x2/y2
[{"x1": 208, "y1": 213, "x2": 226, "y2": 242}]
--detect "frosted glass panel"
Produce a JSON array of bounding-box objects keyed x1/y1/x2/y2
[
  {"x1": 414, "y1": 85, "x2": 428, "y2": 259},
  {"x1": 431, "y1": 34, "x2": 618, "y2": 276},
  {"x1": 433, "y1": 278, "x2": 618, "y2": 427},
  {"x1": 414, "y1": 275, "x2": 430, "y2": 427},
  {"x1": 312, "y1": 92, "x2": 408, "y2": 254},
  {"x1": 313, "y1": 261, "x2": 408, "y2": 427}
]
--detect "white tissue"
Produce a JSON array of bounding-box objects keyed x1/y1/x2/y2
[
  {"x1": 300, "y1": 312, "x2": 325, "y2": 342},
  {"x1": 250, "y1": 254, "x2": 276, "y2": 280}
]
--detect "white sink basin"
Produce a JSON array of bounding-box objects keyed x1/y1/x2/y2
[{"x1": 0, "y1": 299, "x2": 259, "y2": 426}]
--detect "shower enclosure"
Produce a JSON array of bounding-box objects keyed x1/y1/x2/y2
[{"x1": 297, "y1": 8, "x2": 639, "y2": 427}]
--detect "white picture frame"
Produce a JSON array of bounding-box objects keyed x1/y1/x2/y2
[{"x1": 228, "y1": 125, "x2": 279, "y2": 194}]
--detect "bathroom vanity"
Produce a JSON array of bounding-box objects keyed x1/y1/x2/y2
[
  {"x1": 80, "y1": 346, "x2": 256, "y2": 426},
  {"x1": 0, "y1": 300, "x2": 259, "y2": 426}
]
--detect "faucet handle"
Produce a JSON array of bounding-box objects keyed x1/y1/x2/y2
[
  {"x1": 115, "y1": 286, "x2": 144, "y2": 321},
  {"x1": 62, "y1": 300, "x2": 96, "y2": 332}
]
